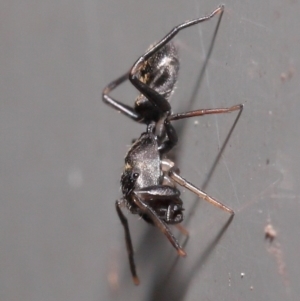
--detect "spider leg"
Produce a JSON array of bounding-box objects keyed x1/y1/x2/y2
[
  {"x1": 132, "y1": 189, "x2": 187, "y2": 257},
  {"x1": 102, "y1": 72, "x2": 142, "y2": 122},
  {"x1": 158, "y1": 120, "x2": 178, "y2": 154},
  {"x1": 158, "y1": 104, "x2": 243, "y2": 154},
  {"x1": 115, "y1": 199, "x2": 140, "y2": 285},
  {"x1": 129, "y1": 5, "x2": 224, "y2": 111},
  {"x1": 168, "y1": 104, "x2": 244, "y2": 122},
  {"x1": 168, "y1": 167, "x2": 234, "y2": 215},
  {"x1": 134, "y1": 186, "x2": 182, "y2": 226}
]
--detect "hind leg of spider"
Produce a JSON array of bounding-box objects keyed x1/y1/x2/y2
[
  {"x1": 132, "y1": 189, "x2": 187, "y2": 257},
  {"x1": 102, "y1": 72, "x2": 142, "y2": 122},
  {"x1": 158, "y1": 120, "x2": 178, "y2": 154},
  {"x1": 129, "y1": 5, "x2": 224, "y2": 114},
  {"x1": 158, "y1": 103, "x2": 243, "y2": 154},
  {"x1": 169, "y1": 167, "x2": 234, "y2": 215},
  {"x1": 115, "y1": 199, "x2": 140, "y2": 285},
  {"x1": 168, "y1": 104, "x2": 244, "y2": 122},
  {"x1": 157, "y1": 104, "x2": 243, "y2": 154}
]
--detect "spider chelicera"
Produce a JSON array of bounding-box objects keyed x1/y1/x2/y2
[{"x1": 103, "y1": 5, "x2": 243, "y2": 285}]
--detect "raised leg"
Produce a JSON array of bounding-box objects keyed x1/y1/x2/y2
[
  {"x1": 129, "y1": 5, "x2": 224, "y2": 115},
  {"x1": 131, "y1": 5, "x2": 224, "y2": 74},
  {"x1": 169, "y1": 167, "x2": 234, "y2": 215},
  {"x1": 115, "y1": 199, "x2": 140, "y2": 285},
  {"x1": 102, "y1": 72, "x2": 142, "y2": 122}
]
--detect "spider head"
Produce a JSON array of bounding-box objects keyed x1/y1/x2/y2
[{"x1": 121, "y1": 170, "x2": 139, "y2": 196}]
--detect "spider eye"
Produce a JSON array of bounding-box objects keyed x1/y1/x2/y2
[{"x1": 133, "y1": 173, "x2": 139, "y2": 179}]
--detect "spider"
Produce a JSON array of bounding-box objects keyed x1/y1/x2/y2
[{"x1": 103, "y1": 5, "x2": 243, "y2": 285}]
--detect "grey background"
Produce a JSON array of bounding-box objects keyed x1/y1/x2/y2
[{"x1": 1, "y1": 0, "x2": 299, "y2": 300}]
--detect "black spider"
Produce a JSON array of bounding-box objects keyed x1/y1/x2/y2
[{"x1": 103, "y1": 5, "x2": 243, "y2": 285}]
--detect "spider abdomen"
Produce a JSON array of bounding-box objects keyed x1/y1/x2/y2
[{"x1": 135, "y1": 42, "x2": 179, "y2": 121}]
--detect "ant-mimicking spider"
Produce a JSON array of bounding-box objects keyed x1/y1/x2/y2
[{"x1": 103, "y1": 5, "x2": 243, "y2": 285}]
